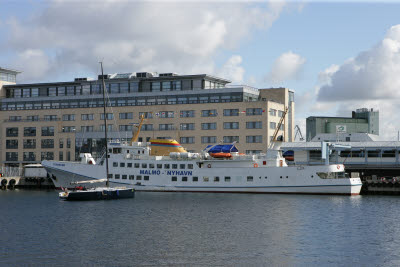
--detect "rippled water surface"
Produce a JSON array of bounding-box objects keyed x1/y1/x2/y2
[{"x1": 1, "y1": 190, "x2": 400, "y2": 266}]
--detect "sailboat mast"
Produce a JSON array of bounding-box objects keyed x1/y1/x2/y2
[{"x1": 100, "y1": 62, "x2": 110, "y2": 187}]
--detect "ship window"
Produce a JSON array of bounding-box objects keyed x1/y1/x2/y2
[
  {"x1": 122, "y1": 175, "x2": 127, "y2": 179},
  {"x1": 224, "y1": 176, "x2": 231, "y2": 182},
  {"x1": 113, "y1": 162, "x2": 118, "y2": 167},
  {"x1": 263, "y1": 161, "x2": 266, "y2": 165},
  {"x1": 144, "y1": 176, "x2": 149, "y2": 181},
  {"x1": 172, "y1": 164, "x2": 178, "y2": 169},
  {"x1": 142, "y1": 163, "x2": 147, "y2": 168},
  {"x1": 286, "y1": 176, "x2": 288, "y2": 178},
  {"x1": 149, "y1": 164, "x2": 154, "y2": 169},
  {"x1": 188, "y1": 164, "x2": 193, "y2": 169},
  {"x1": 172, "y1": 176, "x2": 177, "y2": 182},
  {"x1": 214, "y1": 176, "x2": 219, "y2": 182},
  {"x1": 193, "y1": 176, "x2": 198, "y2": 182},
  {"x1": 157, "y1": 164, "x2": 162, "y2": 169},
  {"x1": 164, "y1": 164, "x2": 170, "y2": 169},
  {"x1": 127, "y1": 163, "x2": 132, "y2": 168},
  {"x1": 203, "y1": 176, "x2": 209, "y2": 182},
  {"x1": 108, "y1": 174, "x2": 113, "y2": 178},
  {"x1": 265, "y1": 176, "x2": 267, "y2": 179},
  {"x1": 129, "y1": 175, "x2": 134, "y2": 180},
  {"x1": 120, "y1": 162, "x2": 125, "y2": 167},
  {"x1": 137, "y1": 175, "x2": 142, "y2": 180},
  {"x1": 247, "y1": 176, "x2": 253, "y2": 181},
  {"x1": 134, "y1": 163, "x2": 140, "y2": 168},
  {"x1": 182, "y1": 177, "x2": 188, "y2": 182},
  {"x1": 115, "y1": 174, "x2": 120, "y2": 179},
  {"x1": 180, "y1": 164, "x2": 185, "y2": 169}
]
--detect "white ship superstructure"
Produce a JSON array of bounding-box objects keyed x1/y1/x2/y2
[{"x1": 42, "y1": 140, "x2": 362, "y2": 195}]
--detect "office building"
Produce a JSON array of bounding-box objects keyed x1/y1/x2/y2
[
  {"x1": 306, "y1": 108, "x2": 379, "y2": 141},
  {"x1": 1, "y1": 71, "x2": 294, "y2": 167}
]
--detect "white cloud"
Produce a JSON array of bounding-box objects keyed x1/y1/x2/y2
[
  {"x1": 218, "y1": 55, "x2": 245, "y2": 83},
  {"x1": 317, "y1": 24, "x2": 400, "y2": 102},
  {"x1": 3, "y1": 1, "x2": 291, "y2": 82},
  {"x1": 265, "y1": 51, "x2": 306, "y2": 84}
]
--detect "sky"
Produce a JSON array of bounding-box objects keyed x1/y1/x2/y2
[{"x1": 1, "y1": 0, "x2": 400, "y2": 140}]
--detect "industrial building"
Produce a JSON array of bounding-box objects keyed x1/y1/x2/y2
[
  {"x1": 306, "y1": 108, "x2": 379, "y2": 140},
  {"x1": 0, "y1": 70, "x2": 294, "y2": 167}
]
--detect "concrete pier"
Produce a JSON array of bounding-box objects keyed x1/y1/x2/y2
[{"x1": 1, "y1": 176, "x2": 54, "y2": 190}]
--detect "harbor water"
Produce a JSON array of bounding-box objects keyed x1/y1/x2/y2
[{"x1": 1, "y1": 190, "x2": 400, "y2": 266}]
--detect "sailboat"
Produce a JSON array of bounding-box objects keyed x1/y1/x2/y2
[{"x1": 58, "y1": 62, "x2": 135, "y2": 201}]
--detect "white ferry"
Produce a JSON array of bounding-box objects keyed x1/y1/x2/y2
[{"x1": 42, "y1": 138, "x2": 362, "y2": 195}]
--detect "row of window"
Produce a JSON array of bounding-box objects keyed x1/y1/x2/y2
[
  {"x1": 6, "y1": 80, "x2": 226, "y2": 99},
  {"x1": 112, "y1": 162, "x2": 194, "y2": 169},
  {"x1": 5, "y1": 138, "x2": 71, "y2": 149},
  {"x1": 110, "y1": 174, "x2": 149, "y2": 180},
  {"x1": 5, "y1": 151, "x2": 71, "y2": 162},
  {"x1": 1, "y1": 94, "x2": 244, "y2": 111},
  {"x1": 5, "y1": 120, "x2": 269, "y2": 137},
  {"x1": 169, "y1": 176, "x2": 257, "y2": 182}
]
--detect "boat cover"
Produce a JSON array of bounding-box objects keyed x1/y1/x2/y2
[{"x1": 206, "y1": 144, "x2": 239, "y2": 153}]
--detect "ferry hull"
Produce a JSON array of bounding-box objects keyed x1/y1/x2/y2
[{"x1": 42, "y1": 161, "x2": 362, "y2": 196}]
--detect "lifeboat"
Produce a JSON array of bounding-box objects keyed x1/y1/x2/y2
[{"x1": 209, "y1": 152, "x2": 232, "y2": 158}]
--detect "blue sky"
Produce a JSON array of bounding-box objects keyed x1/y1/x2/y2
[{"x1": 1, "y1": 0, "x2": 400, "y2": 139}]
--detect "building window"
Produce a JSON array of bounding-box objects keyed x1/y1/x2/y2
[
  {"x1": 119, "y1": 112, "x2": 133, "y2": 119},
  {"x1": 9, "y1": 116, "x2": 21, "y2": 121},
  {"x1": 24, "y1": 139, "x2": 36, "y2": 149},
  {"x1": 201, "y1": 123, "x2": 217, "y2": 130},
  {"x1": 24, "y1": 127, "x2": 36, "y2": 137},
  {"x1": 180, "y1": 110, "x2": 195, "y2": 118},
  {"x1": 44, "y1": 115, "x2": 58, "y2": 121},
  {"x1": 59, "y1": 151, "x2": 63, "y2": 161},
  {"x1": 246, "y1": 136, "x2": 262, "y2": 143},
  {"x1": 223, "y1": 136, "x2": 239, "y2": 143},
  {"x1": 24, "y1": 152, "x2": 36, "y2": 161},
  {"x1": 63, "y1": 114, "x2": 75, "y2": 121},
  {"x1": 41, "y1": 139, "x2": 54, "y2": 148},
  {"x1": 139, "y1": 112, "x2": 153, "y2": 119},
  {"x1": 6, "y1": 152, "x2": 18, "y2": 161},
  {"x1": 81, "y1": 114, "x2": 94, "y2": 120},
  {"x1": 67, "y1": 138, "x2": 71, "y2": 148},
  {"x1": 180, "y1": 123, "x2": 195, "y2": 130},
  {"x1": 270, "y1": 122, "x2": 276, "y2": 129},
  {"x1": 278, "y1": 110, "x2": 284, "y2": 117},
  {"x1": 41, "y1": 152, "x2": 54, "y2": 161},
  {"x1": 100, "y1": 113, "x2": 114, "y2": 120},
  {"x1": 180, "y1": 137, "x2": 195, "y2": 144},
  {"x1": 247, "y1": 108, "x2": 263, "y2": 116},
  {"x1": 99, "y1": 124, "x2": 113, "y2": 132},
  {"x1": 269, "y1": 109, "x2": 277, "y2": 116},
  {"x1": 81, "y1": 126, "x2": 94, "y2": 132},
  {"x1": 62, "y1": 126, "x2": 76, "y2": 133},
  {"x1": 119, "y1": 125, "x2": 133, "y2": 132},
  {"x1": 201, "y1": 136, "x2": 216, "y2": 144},
  {"x1": 159, "y1": 124, "x2": 174, "y2": 131},
  {"x1": 151, "y1": 82, "x2": 161, "y2": 92},
  {"x1": 6, "y1": 127, "x2": 18, "y2": 137},
  {"x1": 201, "y1": 109, "x2": 217, "y2": 117},
  {"x1": 27, "y1": 116, "x2": 39, "y2": 121},
  {"x1": 246, "y1": 121, "x2": 262, "y2": 129},
  {"x1": 42, "y1": 127, "x2": 54, "y2": 136},
  {"x1": 223, "y1": 122, "x2": 239, "y2": 129},
  {"x1": 6, "y1": 140, "x2": 18, "y2": 149},
  {"x1": 158, "y1": 111, "x2": 174, "y2": 118},
  {"x1": 223, "y1": 109, "x2": 239, "y2": 116},
  {"x1": 142, "y1": 124, "x2": 153, "y2": 131}
]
